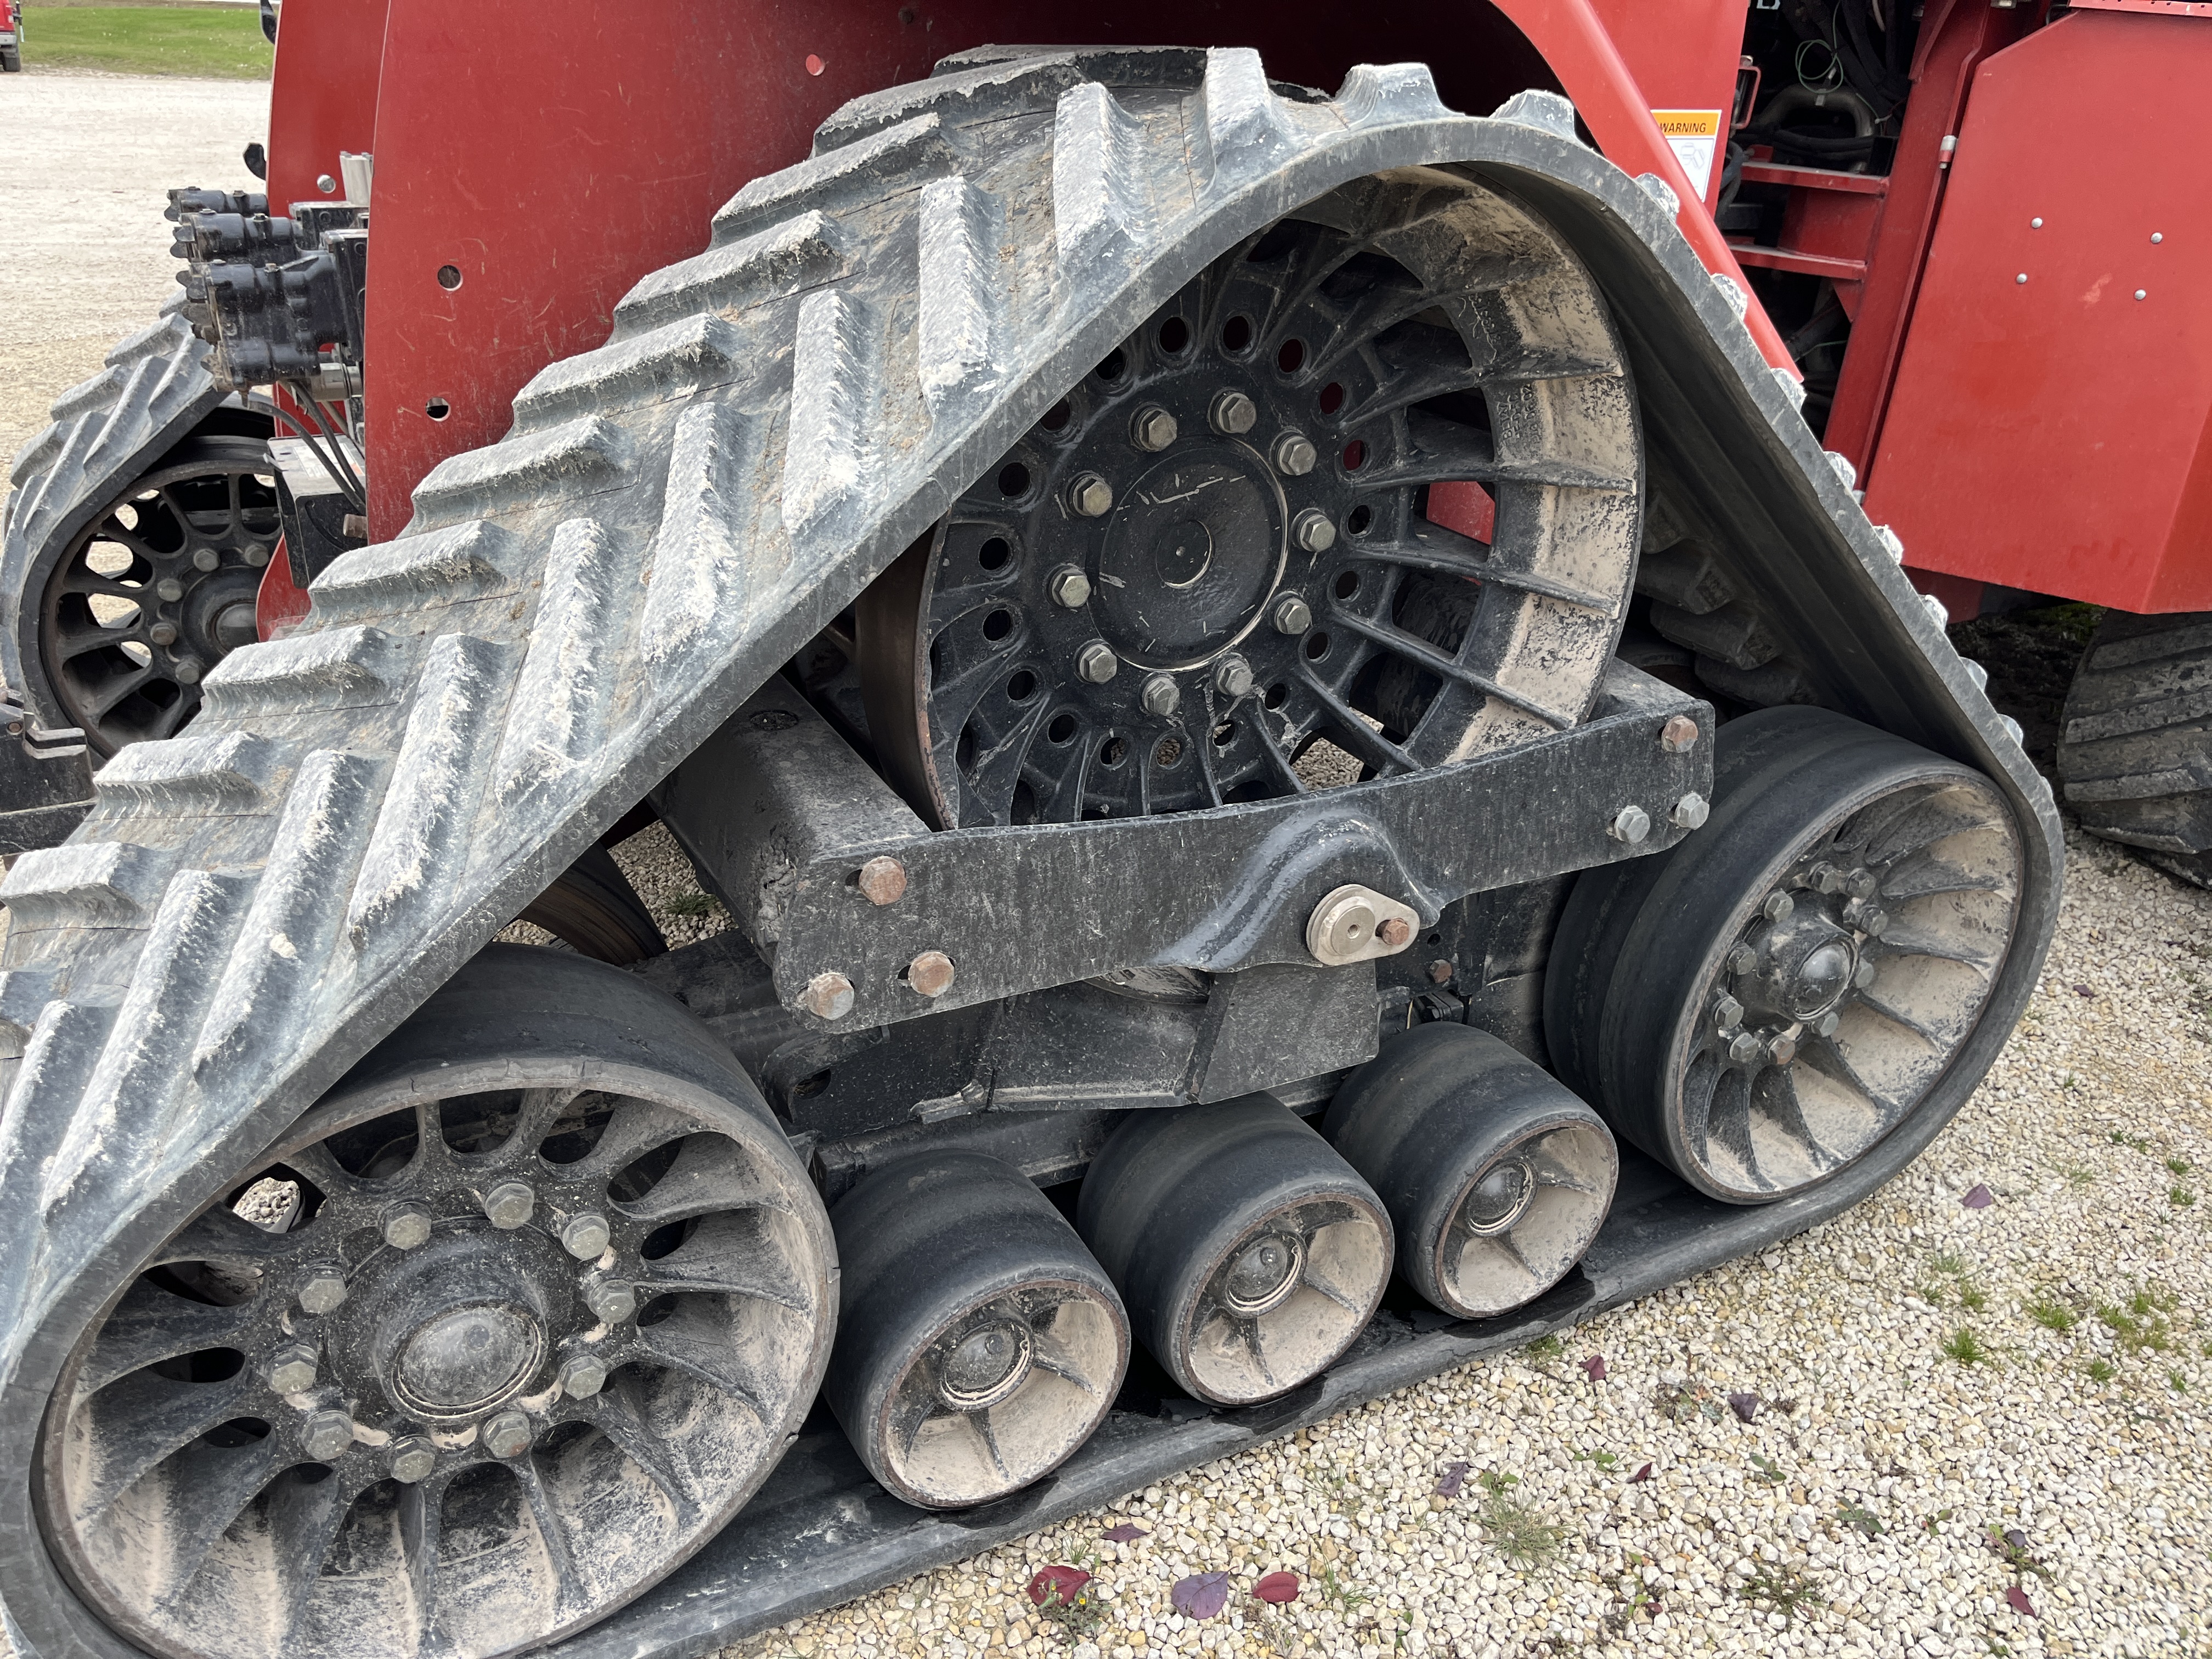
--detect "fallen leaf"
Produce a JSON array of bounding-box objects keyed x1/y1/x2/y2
[
  {"x1": 1581, "y1": 1355, "x2": 1608, "y2": 1383},
  {"x1": 2074, "y1": 984, "x2": 2094, "y2": 997},
  {"x1": 1435, "y1": 1460, "x2": 1471, "y2": 1498},
  {"x1": 1102, "y1": 1522, "x2": 1149, "y2": 1543},
  {"x1": 1630, "y1": 1463, "x2": 1654, "y2": 1483},
  {"x1": 1171, "y1": 1571, "x2": 1231, "y2": 1620},
  {"x1": 1962, "y1": 1183, "x2": 1994, "y2": 1209},
  {"x1": 1026, "y1": 1565, "x2": 1091, "y2": 1607},
  {"x1": 2004, "y1": 1528, "x2": 2029, "y2": 1553},
  {"x1": 1727, "y1": 1391, "x2": 1762, "y2": 1424},
  {"x1": 2006, "y1": 1585, "x2": 2037, "y2": 1617},
  {"x1": 1251, "y1": 1571, "x2": 1301, "y2": 1604}
]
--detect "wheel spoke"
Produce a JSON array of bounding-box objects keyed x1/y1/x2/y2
[
  {"x1": 282, "y1": 1141, "x2": 369, "y2": 1201},
  {"x1": 627, "y1": 1308, "x2": 774, "y2": 1422},
  {"x1": 1468, "y1": 1227, "x2": 1542, "y2": 1286},
  {"x1": 968, "y1": 1409, "x2": 1012, "y2": 1482},
  {"x1": 580, "y1": 1383, "x2": 695, "y2": 1513},
  {"x1": 1352, "y1": 413, "x2": 1633, "y2": 494},
  {"x1": 151, "y1": 1205, "x2": 301, "y2": 1270},
  {"x1": 571, "y1": 1098, "x2": 703, "y2": 1182},
  {"x1": 153, "y1": 1435, "x2": 282, "y2": 1604},
  {"x1": 399, "y1": 1474, "x2": 446, "y2": 1646},
  {"x1": 511, "y1": 1453, "x2": 589, "y2": 1617},
  {"x1": 1869, "y1": 928, "x2": 1997, "y2": 974},
  {"x1": 81, "y1": 1279, "x2": 260, "y2": 1396},
  {"x1": 1293, "y1": 673, "x2": 1417, "y2": 775},
  {"x1": 1853, "y1": 991, "x2": 1943, "y2": 1048},
  {"x1": 1351, "y1": 523, "x2": 1617, "y2": 612},
  {"x1": 77, "y1": 1371, "x2": 254, "y2": 1519},
  {"x1": 616, "y1": 1134, "x2": 793, "y2": 1229},
  {"x1": 1029, "y1": 1342, "x2": 1103, "y2": 1397},
  {"x1": 1756, "y1": 1066, "x2": 1838, "y2": 1169},
  {"x1": 1325, "y1": 607, "x2": 1576, "y2": 730},
  {"x1": 79, "y1": 663, "x2": 159, "y2": 719},
  {"x1": 1524, "y1": 1150, "x2": 1602, "y2": 1196},
  {"x1": 1236, "y1": 1317, "x2": 1279, "y2": 1391},
  {"x1": 636, "y1": 1211, "x2": 811, "y2": 1311},
  {"x1": 1297, "y1": 1263, "x2": 1364, "y2": 1316},
  {"x1": 264, "y1": 1464, "x2": 351, "y2": 1649},
  {"x1": 1797, "y1": 1031, "x2": 1899, "y2": 1118}
]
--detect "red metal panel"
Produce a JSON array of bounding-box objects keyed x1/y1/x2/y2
[
  {"x1": 1581, "y1": 0, "x2": 1740, "y2": 202},
  {"x1": 263, "y1": 0, "x2": 387, "y2": 228},
  {"x1": 1863, "y1": 11, "x2": 2212, "y2": 612}
]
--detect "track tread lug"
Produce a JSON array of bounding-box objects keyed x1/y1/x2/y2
[
  {"x1": 780, "y1": 289, "x2": 880, "y2": 544},
  {"x1": 410, "y1": 415, "x2": 635, "y2": 521},
  {"x1": 515, "y1": 312, "x2": 747, "y2": 427},
  {"x1": 1051, "y1": 81, "x2": 1154, "y2": 281},
  {"x1": 712, "y1": 111, "x2": 958, "y2": 246},
  {"x1": 613, "y1": 212, "x2": 854, "y2": 339},
  {"x1": 309, "y1": 520, "x2": 523, "y2": 614},
  {"x1": 199, "y1": 624, "x2": 405, "y2": 716},
  {"x1": 0, "y1": 841, "x2": 179, "y2": 929},
  {"x1": 94, "y1": 731, "x2": 283, "y2": 811},
  {"x1": 916, "y1": 176, "x2": 1010, "y2": 420},
  {"x1": 495, "y1": 518, "x2": 625, "y2": 809}
]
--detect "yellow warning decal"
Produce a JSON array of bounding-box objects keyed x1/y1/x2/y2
[{"x1": 1650, "y1": 109, "x2": 1724, "y2": 205}]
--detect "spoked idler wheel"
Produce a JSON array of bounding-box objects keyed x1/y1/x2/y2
[
  {"x1": 1545, "y1": 708, "x2": 2025, "y2": 1204},
  {"x1": 1325, "y1": 1023, "x2": 1617, "y2": 1319},
  {"x1": 1076, "y1": 1099, "x2": 1391, "y2": 1406},
  {"x1": 823, "y1": 1152, "x2": 1127, "y2": 1509},
  {"x1": 33, "y1": 947, "x2": 834, "y2": 1659}
]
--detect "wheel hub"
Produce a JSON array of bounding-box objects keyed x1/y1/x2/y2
[
  {"x1": 1093, "y1": 442, "x2": 1284, "y2": 669},
  {"x1": 1458, "y1": 1159, "x2": 1535, "y2": 1236},
  {"x1": 1220, "y1": 1230, "x2": 1304, "y2": 1316},
  {"x1": 936, "y1": 1316, "x2": 1034, "y2": 1410},
  {"x1": 345, "y1": 1225, "x2": 564, "y2": 1422},
  {"x1": 1739, "y1": 909, "x2": 1861, "y2": 1026},
  {"x1": 391, "y1": 1302, "x2": 545, "y2": 1415}
]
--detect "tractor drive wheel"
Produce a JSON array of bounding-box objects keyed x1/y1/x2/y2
[
  {"x1": 28, "y1": 434, "x2": 281, "y2": 757},
  {"x1": 30, "y1": 947, "x2": 834, "y2": 1659},
  {"x1": 2057, "y1": 609, "x2": 2212, "y2": 886},
  {"x1": 1547, "y1": 708, "x2": 2026, "y2": 1203}
]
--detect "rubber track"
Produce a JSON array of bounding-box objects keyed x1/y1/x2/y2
[
  {"x1": 2057, "y1": 608, "x2": 2212, "y2": 883},
  {"x1": 1, "y1": 300, "x2": 230, "y2": 718}
]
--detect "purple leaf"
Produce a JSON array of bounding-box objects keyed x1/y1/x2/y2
[
  {"x1": 2004, "y1": 1528, "x2": 2029, "y2": 1553},
  {"x1": 2006, "y1": 1585, "x2": 2037, "y2": 1618},
  {"x1": 1026, "y1": 1566, "x2": 1091, "y2": 1607},
  {"x1": 1102, "y1": 1522, "x2": 1149, "y2": 1543},
  {"x1": 1962, "y1": 1183, "x2": 1994, "y2": 1210},
  {"x1": 2074, "y1": 984, "x2": 2094, "y2": 997},
  {"x1": 1171, "y1": 1571, "x2": 1231, "y2": 1620},
  {"x1": 1252, "y1": 1571, "x2": 1301, "y2": 1604},
  {"x1": 1728, "y1": 1391, "x2": 1762, "y2": 1424},
  {"x1": 1435, "y1": 1460, "x2": 1471, "y2": 1498},
  {"x1": 1630, "y1": 1462, "x2": 1654, "y2": 1483},
  {"x1": 1581, "y1": 1355, "x2": 1608, "y2": 1383}
]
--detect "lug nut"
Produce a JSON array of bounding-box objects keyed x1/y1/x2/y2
[
  {"x1": 584, "y1": 1276, "x2": 637, "y2": 1324},
  {"x1": 156, "y1": 577, "x2": 185, "y2": 602},
  {"x1": 1727, "y1": 1031, "x2": 1764, "y2": 1065},
  {"x1": 149, "y1": 622, "x2": 179, "y2": 646},
  {"x1": 1426, "y1": 958, "x2": 1454, "y2": 985},
  {"x1": 1048, "y1": 564, "x2": 1093, "y2": 608},
  {"x1": 1607, "y1": 804, "x2": 1651, "y2": 844},
  {"x1": 482, "y1": 1410, "x2": 533, "y2": 1460},
  {"x1": 1763, "y1": 891, "x2": 1795, "y2": 922},
  {"x1": 1269, "y1": 431, "x2": 1318, "y2": 476},
  {"x1": 482, "y1": 1180, "x2": 535, "y2": 1230},
  {"x1": 1068, "y1": 473, "x2": 1114, "y2": 517},
  {"x1": 558, "y1": 1354, "x2": 610, "y2": 1400},
  {"x1": 1854, "y1": 960, "x2": 1877, "y2": 988},
  {"x1": 245, "y1": 542, "x2": 272, "y2": 568},
  {"x1": 1671, "y1": 792, "x2": 1710, "y2": 830},
  {"x1": 1130, "y1": 404, "x2": 1178, "y2": 452},
  {"x1": 382, "y1": 1202, "x2": 433, "y2": 1250},
  {"x1": 559, "y1": 1211, "x2": 611, "y2": 1260},
  {"x1": 856, "y1": 855, "x2": 907, "y2": 906},
  {"x1": 1726, "y1": 944, "x2": 1758, "y2": 975},
  {"x1": 1767, "y1": 1032, "x2": 1799, "y2": 1066},
  {"x1": 1076, "y1": 640, "x2": 1119, "y2": 684},
  {"x1": 297, "y1": 1266, "x2": 348, "y2": 1315},
  {"x1": 1659, "y1": 714, "x2": 1701, "y2": 753},
  {"x1": 1376, "y1": 917, "x2": 1413, "y2": 949},
  {"x1": 1290, "y1": 507, "x2": 1336, "y2": 553},
  {"x1": 1803, "y1": 861, "x2": 1844, "y2": 894},
  {"x1": 1714, "y1": 995, "x2": 1744, "y2": 1030},
  {"x1": 800, "y1": 971, "x2": 856, "y2": 1021},
  {"x1": 907, "y1": 950, "x2": 956, "y2": 997},
  {"x1": 1853, "y1": 905, "x2": 1889, "y2": 938},
  {"x1": 267, "y1": 1345, "x2": 318, "y2": 1396},
  {"x1": 388, "y1": 1435, "x2": 437, "y2": 1484},
  {"x1": 1270, "y1": 593, "x2": 1312, "y2": 635},
  {"x1": 1209, "y1": 389, "x2": 1258, "y2": 435},
  {"x1": 301, "y1": 1409, "x2": 355, "y2": 1463},
  {"x1": 1844, "y1": 867, "x2": 1880, "y2": 899},
  {"x1": 1141, "y1": 673, "x2": 1181, "y2": 718},
  {"x1": 1213, "y1": 655, "x2": 1253, "y2": 699},
  {"x1": 1814, "y1": 1011, "x2": 1842, "y2": 1037},
  {"x1": 173, "y1": 659, "x2": 201, "y2": 685},
  {"x1": 191, "y1": 548, "x2": 220, "y2": 573}
]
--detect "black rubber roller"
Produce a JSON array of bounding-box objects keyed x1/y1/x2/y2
[
  {"x1": 1077, "y1": 1098, "x2": 1391, "y2": 1407},
  {"x1": 1324, "y1": 1023, "x2": 1617, "y2": 1320},
  {"x1": 825, "y1": 1151, "x2": 1128, "y2": 1510}
]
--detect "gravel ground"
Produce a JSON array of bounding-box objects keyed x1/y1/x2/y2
[{"x1": 4, "y1": 71, "x2": 2209, "y2": 1659}]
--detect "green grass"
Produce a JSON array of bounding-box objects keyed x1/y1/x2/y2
[
  {"x1": 19, "y1": 5, "x2": 272, "y2": 79},
  {"x1": 1941, "y1": 1328, "x2": 1990, "y2": 1366},
  {"x1": 2027, "y1": 1295, "x2": 2078, "y2": 1333}
]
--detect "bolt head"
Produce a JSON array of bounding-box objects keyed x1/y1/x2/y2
[
  {"x1": 482, "y1": 1409, "x2": 533, "y2": 1460},
  {"x1": 1270, "y1": 431, "x2": 1318, "y2": 477},
  {"x1": 558, "y1": 1354, "x2": 610, "y2": 1400},
  {"x1": 1844, "y1": 867, "x2": 1879, "y2": 900},
  {"x1": 1069, "y1": 473, "x2": 1114, "y2": 517},
  {"x1": 1658, "y1": 714, "x2": 1701, "y2": 753},
  {"x1": 1290, "y1": 507, "x2": 1336, "y2": 554},
  {"x1": 156, "y1": 577, "x2": 185, "y2": 602},
  {"x1": 173, "y1": 659, "x2": 201, "y2": 685},
  {"x1": 1130, "y1": 405, "x2": 1178, "y2": 452},
  {"x1": 1728, "y1": 1031, "x2": 1764, "y2": 1065},
  {"x1": 1048, "y1": 563, "x2": 1093, "y2": 608},
  {"x1": 382, "y1": 1203, "x2": 433, "y2": 1250},
  {"x1": 245, "y1": 541, "x2": 272, "y2": 567},
  {"x1": 1714, "y1": 995, "x2": 1744, "y2": 1030},
  {"x1": 1726, "y1": 944, "x2": 1758, "y2": 976},
  {"x1": 191, "y1": 548, "x2": 221, "y2": 573},
  {"x1": 1426, "y1": 958, "x2": 1454, "y2": 985},
  {"x1": 800, "y1": 970, "x2": 856, "y2": 1021},
  {"x1": 301, "y1": 1409, "x2": 355, "y2": 1463},
  {"x1": 1270, "y1": 594, "x2": 1312, "y2": 635},
  {"x1": 1376, "y1": 917, "x2": 1413, "y2": 950},
  {"x1": 584, "y1": 1277, "x2": 637, "y2": 1325},
  {"x1": 907, "y1": 949, "x2": 957, "y2": 997},
  {"x1": 1140, "y1": 673, "x2": 1181, "y2": 718},
  {"x1": 1313, "y1": 895, "x2": 1378, "y2": 962},
  {"x1": 149, "y1": 622, "x2": 179, "y2": 646},
  {"x1": 297, "y1": 1266, "x2": 348, "y2": 1315},
  {"x1": 559, "y1": 1211, "x2": 611, "y2": 1260},
  {"x1": 388, "y1": 1436, "x2": 437, "y2": 1483},
  {"x1": 1854, "y1": 960, "x2": 1877, "y2": 988},
  {"x1": 1608, "y1": 804, "x2": 1651, "y2": 844},
  {"x1": 856, "y1": 855, "x2": 908, "y2": 906},
  {"x1": 1815, "y1": 1011, "x2": 1842, "y2": 1037},
  {"x1": 1855, "y1": 906, "x2": 1889, "y2": 939},
  {"x1": 1209, "y1": 390, "x2": 1258, "y2": 436},
  {"x1": 1804, "y1": 861, "x2": 1844, "y2": 895},
  {"x1": 1077, "y1": 640, "x2": 1120, "y2": 684},
  {"x1": 268, "y1": 1347, "x2": 318, "y2": 1396},
  {"x1": 1767, "y1": 1033, "x2": 1799, "y2": 1066},
  {"x1": 1213, "y1": 655, "x2": 1253, "y2": 699},
  {"x1": 1763, "y1": 891, "x2": 1795, "y2": 923},
  {"x1": 1671, "y1": 792, "x2": 1710, "y2": 830},
  {"x1": 482, "y1": 1180, "x2": 535, "y2": 1230}
]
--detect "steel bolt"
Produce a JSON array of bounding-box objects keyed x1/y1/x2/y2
[
  {"x1": 1727, "y1": 1031, "x2": 1764, "y2": 1065},
  {"x1": 559, "y1": 1211, "x2": 611, "y2": 1261},
  {"x1": 382, "y1": 1202, "x2": 433, "y2": 1251},
  {"x1": 192, "y1": 548, "x2": 221, "y2": 573},
  {"x1": 1269, "y1": 431, "x2": 1318, "y2": 477},
  {"x1": 1048, "y1": 564, "x2": 1093, "y2": 608},
  {"x1": 2135, "y1": 289, "x2": 2147, "y2": 302},
  {"x1": 1843, "y1": 867, "x2": 1879, "y2": 899},
  {"x1": 1140, "y1": 673, "x2": 1181, "y2": 718},
  {"x1": 2015, "y1": 273, "x2": 2028, "y2": 285},
  {"x1": 1376, "y1": 917, "x2": 1413, "y2": 950},
  {"x1": 1213, "y1": 655, "x2": 1254, "y2": 699},
  {"x1": 245, "y1": 542, "x2": 272, "y2": 568},
  {"x1": 482, "y1": 1410, "x2": 534, "y2": 1460},
  {"x1": 1803, "y1": 861, "x2": 1844, "y2": 894},
  {"x1": 1658, "y1": 714, "x2": 1701, "y2": 753},
  {"x1": 301, "y1": 1409, "x2": 355, "y2": 1463},
  {"x1": 156, "y1": 577, "x2": 185, "y2": 602},
  {"x1": 1130, "y1": 405, "x2": 1179, "y2": 452},
  {"x1": 1767, "y1": 1032, "x2": 1799, "y2": 1066},
  {"x1": 297, "y1": 1266, "x2": 349, "y2": 1315},
  {"x1": 856, "y1": 855, "x2": 907, "y2": 906},
  {"x1": 1290, "y1": 507, "x2": 1336, "y2": 554},
  {"x1": 173, "y1": 659, "x2": 201, "y2": 685},
  {"x1": 1814, "y1": 1011, "x2": 1842, "y2": 1037},
  {"x1": 1270, "y1": 594, "x2": 1312, "y2": 635},
  {"x1": 267, "y1": 1345, "x2": 319, "y2": 1396},
  {"x1": 1671, "y1": 792, "x2": 1710, "y2": 830},
  {"x1": 1068, "y1": 473, "x2": 1114, "y2": 517},
  {"x1": 1607, "y1": 804, "x2": 1651, "y2": 844},
  {"x1": 1854, "y1": 960, "x2": 1877, "y2": 989},
  {"x1": 1076, "y1": 640, "x2": 1120, "y2": 684},
  {"x1": 1426, "y1": 958, "x2": 1454, "y2": 985},
  {"x1": 1726, "y1": 944, "x2": 1758, "y2": 975},
  {"x1": 1853, "y1": 905, "x2": 1889, "y2": 939},
  {"x1": 584, "y1": 1276, "x2": 637, "y2": 1325},
  {"x1": 907, "y1": 950, "x2": 957, "y2": 997},
  {"x1": 388, "y1": 1435, "x2": 437, "y2": 1484},
  {"x1": 1209, "y1": 389, "x2": 1259, "y2": 436},
  {"x1": 1763, "y1": 891, "x2": 1795, "y2": 923},
  {"x1": 800, "y1": 971, "x2": 856, "y2": 1021},
  {"x1": 482, "y1": 1180, "x2": 535, "y2": 1230},
  {"x1": 317, "y1": 172, "x2": 338, "y2": 194},
  {"x1": 1714, "y1": 995, "x2": 1745, "y2": 1030},
  {"x1": 557, "y1": 1354, "x2": 610, "y2": 1400},
  {"x1": 149, "y1": 622, "x2": 179, "y2": 646}
]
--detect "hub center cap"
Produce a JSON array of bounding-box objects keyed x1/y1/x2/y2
[
  {"x1": 938, "y1": 1318, "x2": 1034, "y2": 1410},
  {"x1": 1093, "y1": 442, "x2": 1284, "y2": 669},
  {"x1": 1741, "y1": 911, "x2": 1860, "y2": 1024},
  {"x1": 1459, "y1": 1160, "x2": 1536, "y2": 1235},
  {"x1": 1152, "y1": 518, "x2": 1215, "y2": 588},
  {"x1": 1221, "y1": 1230, "x2": 1305, "y2": 1316},
  {"x1": 392, "y1": 1302, "x2": 545, "y2": 1416}
]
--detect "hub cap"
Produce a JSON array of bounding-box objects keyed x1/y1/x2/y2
[{"x1": 1183, "y1": 1197, "x2": 1388, "y2": 1404}]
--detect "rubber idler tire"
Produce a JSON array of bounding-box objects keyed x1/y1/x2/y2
[{"x1": 2057, "y1": 608, "x2": 2212, "y2": 886}]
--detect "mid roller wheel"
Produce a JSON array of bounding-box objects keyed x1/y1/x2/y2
[
  {"x1": 1545, "y1": 708, "x2": 2025, "y2": 1203},
  {"x1": 33, "y1": 947, "x2": 834, "y2": 1659}
]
